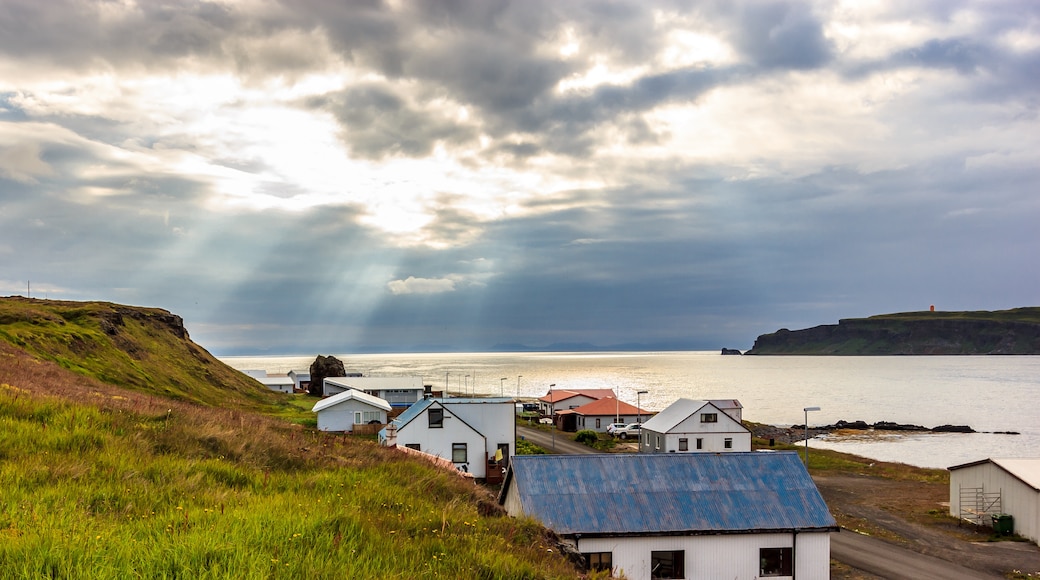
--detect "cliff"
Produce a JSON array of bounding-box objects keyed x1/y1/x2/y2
[{"x1": 745, "y1": 307, "x2": 1040, "y2": 355}]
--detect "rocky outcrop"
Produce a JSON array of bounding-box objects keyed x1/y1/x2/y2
[
  {"x1": 720, "y1": 348, "x2": 742, "y2": 355},
  {"x1": 745, "y1": 308, "x2": 1040, "y2": 355},
  {"x1": 308, "y1": 354, "x2": 346, "y2": 397}
]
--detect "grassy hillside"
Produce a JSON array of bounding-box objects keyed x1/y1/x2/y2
[
  {"x1": 0, "y1": 297, "x2": 282, "y2": 411},
  {"x1": 0, "y1": 299, "x2": 586, "y2": 578}
]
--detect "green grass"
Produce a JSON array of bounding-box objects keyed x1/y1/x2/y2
[
  {"x1": 0, "y1": 384, "x2": 582, "y2": 579},
  {"x1": 0, "y1": 297, "x2": 589, "y2": 578}
]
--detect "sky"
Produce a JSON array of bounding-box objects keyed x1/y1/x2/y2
[{"x1": 1, "y1": 0, "x2": 1038, "y2": 355}]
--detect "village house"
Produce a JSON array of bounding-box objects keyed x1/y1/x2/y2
[
  {"x1": 287, "y1": 369, "x2": 310, "y2": 393},
  {"x1": 948, "y1": 457, "x2": 1040, "y2": 545},
  {"x1": 323, "y1": 376, "x2": 426, "y2": 407},
  {"x1": 640, "y1": 398, "x2": 751, "y2": 454},
  {"x1": 312, "y1": 389, "x2": 392, "y2": 433},
  {"x1": 572, "y1": 397, "x2": 652, "y2": 433},
  {"x1": 380, "y1": 397, "x2": 515, "y2": 480},
  {"x1": 240, "y1": 369, "x2": 294, "y2": 394},
  {"x1": 499, "y1": 452, "x2": 836, "y2": 580},
  {"x1": 537, "y1": 388, "x2": 617, "y2": 416}
]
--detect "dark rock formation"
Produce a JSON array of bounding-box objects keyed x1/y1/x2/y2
[
  {"x1": 745, "y1": 308, "x2": 1040, "y2": 355},
  {"x1": 308, "y1": 354, "x2": 346, "y2": 397},
  {"x1": 721, "y1": 348, "x2": 742, "y2": 355}
]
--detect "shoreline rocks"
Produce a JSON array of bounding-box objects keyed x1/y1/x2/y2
[{"x1": 749, "y1": 420, "x2": 1019, "y2": 445}]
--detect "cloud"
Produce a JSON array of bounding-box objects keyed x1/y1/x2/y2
[
  {"x1": 387, "y1": 277, "x2": 456, "y2": 296},
  {"x1": 0, "y1": 0, "x2": 1037, "y2": 355}
]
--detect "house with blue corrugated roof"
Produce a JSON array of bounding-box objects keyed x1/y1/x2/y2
[
  {"x1": 499, "y1": 452, "x2": 837, "y2": 580},
  {"x1": 640, "y1": 399, "x2": 751, "y2": 454},
  {"x1": 379, "y1": 397, "x2": 515, "y2": 481}
]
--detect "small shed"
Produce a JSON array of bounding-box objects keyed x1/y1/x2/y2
[
  {"x1": 287, "y1": 369, "x2": 310, "y2": 392},
  {"x1": 312, "y1": 390, "x2": 392, "y2": 433},
  {"x1": 949, "y1": 458, "x2": 1040, "y2": 545},
  {"x1": 257, "y1": 375, "x2": 294, "y2": 394}
]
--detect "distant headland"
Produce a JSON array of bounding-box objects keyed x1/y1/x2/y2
[{"x1": 745, "y1": 307, "x2": 1040, "y2": 355}]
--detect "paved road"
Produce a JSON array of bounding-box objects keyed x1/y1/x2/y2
[
  {"x1": 831, "y1": 529, "x2": 1002, "y2": 579},
  {"x1": 517, "y1": 425, "x2": 1000, "y2": 579}
]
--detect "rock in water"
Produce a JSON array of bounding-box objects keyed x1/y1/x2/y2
[{"x1": 308, "y1": 354, "x2": 346, "y2": 397}]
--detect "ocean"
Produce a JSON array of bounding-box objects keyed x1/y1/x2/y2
[{"x1": 220, "y1": 351, "x2": 1040, "y2": 470}]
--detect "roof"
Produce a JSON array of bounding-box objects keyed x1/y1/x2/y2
[
  {"x1": 258, "y1": 376, "x2": 293, "y2": 386},
  {"x1": 570, "y1": 397, "x2": 648, "y2": 417},
  {"x1": 392, "y1": 397, "x2": 514, "y2": 430},
  {"x1": 312, "y1": 389, "x2": 392, "y2": 413},
  {"x1": 642, "y1": 399, "x2": 713, "y2": 432},
  {"x1": 949, "y1": 458, "x2": 1040, "y2": 491},
  {"x1": 538, "y1": 388, "x2": 617, "y2": 403},
  {"x1": 391, "y1": 398, "x2": 435, "y2": 429},
  {"x1": 500, "y1": 452, "x2": 836, "y2": 537},
  {"x1": 708, "y1": 399, "x2": 742, "y2": 410},
  {"x1": 325, "y1": 376, "x2": 425, "y2": 390}
]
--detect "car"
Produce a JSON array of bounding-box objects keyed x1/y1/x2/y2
[
  {"x1": 605, "y1": 422, "x2": 628, "y2": 435},
  {"x1": 612, "y1": 423, "x2": 643, "y2": 439}
]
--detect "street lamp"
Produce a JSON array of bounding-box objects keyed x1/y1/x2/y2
[
  {"x1": 549, "y1": 384, "x2": 556, "y2": 451},
  {"x1": 803, "y1": 406, "x2": 821, "y2": 465},
  {"x1": 636, "y1": 391, "x2": 648, "y2": 423},
  {"x1": 465, "y1": 375, "x2": 470, "y2": 396},
  {"x1": 516, "y1": 375, "x2": 522, "y2": 397},
  {"x1": 636, "y1": 390, "x2": 648, "y2": 453},
  {"x1": 500, "y1": 377, "x2": 507, "y2": 396}
]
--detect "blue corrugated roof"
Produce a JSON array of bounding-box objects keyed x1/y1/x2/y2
[{"x1": 501, "y1": 452, "x2": 836, "y2": 536}]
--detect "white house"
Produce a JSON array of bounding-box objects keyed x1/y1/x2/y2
[
  {"x1": 312, "y1": 389, "x2": 392, "y2": 433},
  {"x1": 240, "y1": 370, "x2": 294, "y2": 394},
  {"x1": 640, "y1": 399, "x2": 751, "y2": 453},
  {"x1": 949, "y1": 457, "x2": 1040, "y2": 545},
  {"x1": 287, "y1": 369, "x2": 310, "y2": 392},
  {"x1": 323, "y1": 376, "x2": 426, "y2": 407},
  {"x1": 499, "y1": 452, "x2": 837, "y2": 580},
  {"x1": 380, "y1": 397, "x2": 516, "y2": 480},
  {"x1": 257, "y1": 375, "x2": 294, "y2": 394}
]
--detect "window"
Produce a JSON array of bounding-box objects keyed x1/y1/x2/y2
[
  {"x1": 700, "y1": 412, "x2": 718, "y2": 423},
  {"x1": 678, "y1": 438, "x2": 688, "y2": 451},
  {"x1": 354, "y1": 411, "x2": 380, "y2": 424},
  {"x1": 760, "y1": 547, "x2": 792, "y2": 577},
  {"x1": 429, "y1": 407, "x2": 444, "y2": 428},
  {"x1": 452, "y1": 443, "x2": 467, "y2": 463},
  {"x1": 650, "y1": 550, "x2": 684, "y2": 579},
  {"x1": 405, "y1": 443, "x2": 420, "y2": 451},
  {"x1": 595, "y1": 418, "x2": 601, "y2": 429},
  {"x1": 695, "y1": 438, "x2": 703, "y2": 450},
  {"x1": 583, "y1": 552, "x2": 612, "y2": 573},
  {"x1": 724, "y1": 437, "x2": 733, "y2": 449},
  {"x1": 655, "y1": 435, "x2": 661, "y2": 450}
]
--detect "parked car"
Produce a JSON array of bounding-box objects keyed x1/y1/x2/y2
[
  {"x1": 605, "y1": 422, "x2": 629, "y2": 435},
  {"x1": 612, "y1": 423, "x2": 643, "y2": 439}
]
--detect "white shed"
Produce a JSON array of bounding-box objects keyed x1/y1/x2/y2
[
  {"x1": 640, "y1": 399, "x2": 751, "y2": 453},
  {"x1": 287, "y1": 369, "x2": 310, "y2": 392},
  {"x1": 312, "y1": 390, "x2": 392, "y2": 433},
  {"x1": 949, "y1": 457, "x2": 1040, "y2": 545}
]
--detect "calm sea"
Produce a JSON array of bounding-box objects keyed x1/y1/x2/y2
[{"x1": 220, "y1": 351, "x2": 1040, "y2": 470}]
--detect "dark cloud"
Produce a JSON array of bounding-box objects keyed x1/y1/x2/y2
[{"x1": 720, "y1": 0, "x2": 832, "y2": 70}]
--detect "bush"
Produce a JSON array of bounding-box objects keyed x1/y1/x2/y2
[{"x1": 575, "y1": 430, "x2": 599, "y2": 446}]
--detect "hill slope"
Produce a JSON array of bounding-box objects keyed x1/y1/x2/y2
[
  {"x1": 0, "y1": 297, "x2": 583, "y2": 578},
  {"x1": 0, "y1": 296, "x2": 279, "y2": 410},
  {"x1": 746, "y1": 308, "x2": 1040, "y2": 355}
]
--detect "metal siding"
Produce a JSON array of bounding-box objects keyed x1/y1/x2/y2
[
  {"x1": 577, "y1": 532, "x2": 829, "y2": 580},
  {"x1": 956, "y1": 461, "x2": 1040, "y2": 544},
  {"x1": 510, "y1": 452, "x2": 835, "y2": 536}
]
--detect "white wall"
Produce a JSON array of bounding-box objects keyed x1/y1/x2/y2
[
  {"x1": 316, "y1": 401, "x2": 387, "y2": 433},
  {"x1": 576, "y1": 531, "x2": 830, "y2": 580},
  {"x1": 642, "y1": 410, "x2": 751, "y2": 453},
  {"x1": 395, "y1": 407, "x2": 488, "y2": 478},
  {"x1": 442, "y1": 401, "x2": 515, "y2": 460},
  {"x1": 950, "y1": 462, "x2": 1040, "y2": 545}
]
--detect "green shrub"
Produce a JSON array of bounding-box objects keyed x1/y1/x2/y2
[{"x1": 574, "y1": 430, "x2": 599, "y2": 446}]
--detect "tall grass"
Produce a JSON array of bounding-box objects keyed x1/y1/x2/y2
[{"x1": 0, "y1": 345, "x2": 585, "y2": 579}]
